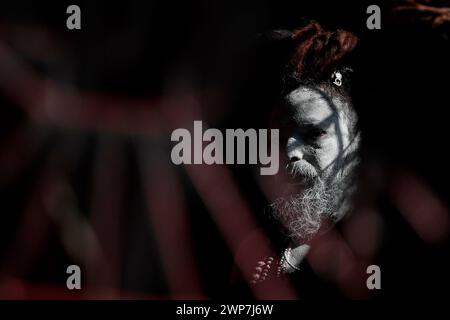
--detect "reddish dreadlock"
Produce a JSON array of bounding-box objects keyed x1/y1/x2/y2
[{"x1": 287, "y1": 21, "x2": 359, "y2": 82}]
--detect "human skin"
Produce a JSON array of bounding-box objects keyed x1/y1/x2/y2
[{"x1": 281, "y1": 85, "x2": 355, "y2": 188}]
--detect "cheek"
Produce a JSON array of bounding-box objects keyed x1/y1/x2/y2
[{"x1": 316, "y1": 136, "x2": 341, "y2": 170}]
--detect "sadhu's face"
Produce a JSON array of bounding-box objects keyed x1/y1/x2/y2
[
  {"x1": 270, "y1": 84, "x2": 360, "y2": 242},
  {"x1": 280, "y1": 85, "x2": 357, "y2": 187}
]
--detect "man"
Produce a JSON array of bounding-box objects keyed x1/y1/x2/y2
[{"x1": 252, "y1": 21, "x2": 362, "y2": 282}]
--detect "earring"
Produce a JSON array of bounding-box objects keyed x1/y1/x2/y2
[{"x1": 332, "y1": 71, "x2": 342, "y2": 87}]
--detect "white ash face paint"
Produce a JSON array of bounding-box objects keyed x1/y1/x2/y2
[
  {"x1": 271, "y1": 85, "x2": 361, "y2": 243},
  {"x1": 284, "y1": 86, "x2": 355, "y2": 180}
]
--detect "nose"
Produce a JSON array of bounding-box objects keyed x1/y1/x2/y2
[
  {"x1": 286, "y1": 136, "x2": 304, "y2": 163},
  {"x1": 288, "y1": 149, "x2": 304, "y2": 163}
]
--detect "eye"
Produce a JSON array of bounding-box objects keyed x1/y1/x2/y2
[
  {"x1": 314, "y1": 128, "x2": 327, "y2": 136},
  {"x1": 304, "y1": 128, "x2": 327, "y2": 141}
]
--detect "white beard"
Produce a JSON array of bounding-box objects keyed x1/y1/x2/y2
[
  {"x1": 270, "y1": 152, "x2": 359, "y2": 243},
  {"x1": 271, "y1": 178, "x2": 338, "y2": 243}
]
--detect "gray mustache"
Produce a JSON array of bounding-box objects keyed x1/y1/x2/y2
[{"x1": 287, "y1": 160, "x2": 318, "y2": 181}]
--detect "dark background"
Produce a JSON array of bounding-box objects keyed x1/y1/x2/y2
[{"x1": 0, "y1": 0, "x2": 449, "y2": 299}]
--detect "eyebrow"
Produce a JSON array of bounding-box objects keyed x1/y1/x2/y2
[
  {"x1": 294, "y1": 115, "x2": 334, "y2": 130},
  {"x1": 298, "y1": 123, "x2": 322, "y2": 129}
]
